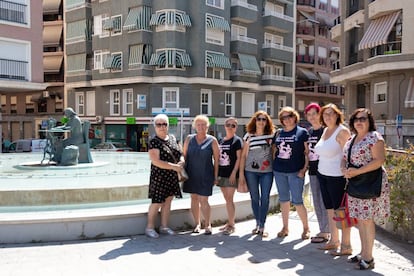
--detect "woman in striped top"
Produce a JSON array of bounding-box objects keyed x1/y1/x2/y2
[{"x1": 239, "y1": 110, "x2": 275, "y2": 237}]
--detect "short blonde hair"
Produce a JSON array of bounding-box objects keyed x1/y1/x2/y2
[{"x1": 192, "y1": 114, "x2": 210, "y2": 128}]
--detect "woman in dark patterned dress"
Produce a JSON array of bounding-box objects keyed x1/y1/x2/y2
[{"x1": 146, "y1": 114, "x2": 184, "y2": 238}]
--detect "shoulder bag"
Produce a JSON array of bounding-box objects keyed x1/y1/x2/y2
[
  {"x1": 161, "y1": 136, "x2": 188, "y2": 183},
  {"x1": 347, "y1": 136, "x2": 382, "y2": 199}
]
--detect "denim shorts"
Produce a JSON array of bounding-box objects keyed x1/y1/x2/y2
[{"x1": 274, "y1": 171, "x2": 305, "y2": 205}]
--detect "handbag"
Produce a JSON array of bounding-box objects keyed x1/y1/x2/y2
[
  {"x1": 347, "y1": 136, "x2": 382, "y2": 199},
  {"x1": 237, "y1": 180, "x2": 249, "y2": 193},
  {"x1": 161, "y1": 136, "x2": 188, "y2": 183},
  {"x1": 333, "y1": 190, "x2": 358, "y2": 229}
]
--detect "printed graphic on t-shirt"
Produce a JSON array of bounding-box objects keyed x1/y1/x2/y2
[
  {"x1": 219, "y1": 150, "x2": 230, "y2": 166},
  {"x1": 277, "y1": 141, "x2": 292, "y2": 159},
  {"x1": 308, "y1": 143, "x2": 319, "y2": 161}
]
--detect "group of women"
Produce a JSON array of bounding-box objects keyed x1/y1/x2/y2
[{"x1": 146, "y1": 104, "x2": 390, "y2": 271}]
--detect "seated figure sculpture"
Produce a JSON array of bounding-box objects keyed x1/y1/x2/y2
[{"x1": 52, "y1": 108, "x2": 92, "y2": 165}]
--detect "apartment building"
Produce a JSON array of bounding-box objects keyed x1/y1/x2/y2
[
  {"x1": 295, "y1": 0, "x2": 344, "y2": 119},
  {"x1": 331, "y1": 0, "x2": 414, "y2": 148},
  {"x1": 64, "y1": 0, "x2": 295, "y2": 150},
  {"x1": 0, "y1": 0, "x2": 47, "y2": 142}
]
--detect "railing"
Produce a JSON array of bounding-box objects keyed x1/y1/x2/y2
[
  {"x1": 231, "y1": 35, "x2": 257, "y2": 44},
  {"x1": 231, "y1": 70, "x2": 260, "y2": 76},
  {"x1": 297, "y1": 25, "x2": 315, "y2": 36},
  {"x1": 297, "y1": 0, "x2": 315, "y2": 7},
  {"x1": 263, "y1": 10, "x2": 294, "y2": 22},
  {"x1": 262, "y1": 74, "x2": 293, "y2": 82},
  {"x1": 0, "y1": 58, "x2": 28, "y2": 81},
  {"x1": 296, "y1": 54, "x2": 315, "y2": 64},
  {"x1": 348, "y1": 0, "x2": 361, "y2": 17},
  {"x1": 0, "y1": 0, "x2": 27, "y2": 24},
  {"x1": 231, "y1": 0, "x2": 258, "y2": 11},
  {"x1": 262, "y1": 42, "x2": 293, "y2": 52},
  {"x1": 370, "y1": 41, "x2": 402, "y2": 58}
]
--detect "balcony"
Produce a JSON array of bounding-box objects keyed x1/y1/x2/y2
[
  {"x1": 262, "y1": 43, "x2": 293, "y2": 63},
  {"x1": 230, "y1": 35, "x2": 258, "y2": 55},
  {"x1": 297, "y1": 25, "x2": 315, "y2": 36},
  {"x1": 297, "y1": 0, "x2": 315, "y2": 8},
  {"x1": 370, "y1": 41, "x2": 402, "y2": 58},
  {"x1": 0, "y1": 58, "x2": 28, "y2": 81},
  {"x1": 262, "y1": 10, "x2": 294, "y2": 33},
  {"x1": 231, "y1": 0, "x2": 257, "y2": 23},
  {"x1": 296, "y1": 54, "x2": 315, "y2": 65},
  {"x1": 262, "y1": 74, "x2": 293, "y2": 87}
]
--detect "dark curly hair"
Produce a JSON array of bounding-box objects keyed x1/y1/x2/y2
[{"x1": 349, "y1": 108, "x2": 376, "y2": 134}]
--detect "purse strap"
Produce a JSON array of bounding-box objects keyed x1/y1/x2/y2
[
  {"x1": 157, "y1": 135, "x2": 179, "y2": 164},
  {"x1": 346, "y1": 135, "x2": 357, "y2": 169}
]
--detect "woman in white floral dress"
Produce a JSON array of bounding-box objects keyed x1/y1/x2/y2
[{"x1": 342, "y1": 108, "x2": 390, "y2": 270}]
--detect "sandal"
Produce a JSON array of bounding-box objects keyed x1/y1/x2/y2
[
  {"x1": 257, "y1": 229, "x2": 268, "y2": 238},
  {"x1": 223, "y1": 225, "x2": 235, "y2": 235},
  {"x1": 355, "y1": 259, "x2": 375, "y2": 270},
  {"x1": 192, "y1": 225, "x2": 201, "y2": 233},
  {"x1": 348, "y1": 254, "x2": 362, "y2": 263},
  {"x1": 301, "y1": 229, "x2": 311, "y2": 240},
  {"x1": 252, "y1": 226, "x2": 260, "y2": 235},
  {"x1": 204, "y1": 226, "x2": 212, "y2": 235},
  {"x1": 311, "y1": 236, "x2": 329, "y2": 243},
  {"x1": 277, "y1": 228, "x2": 289, "y2": 238},
  {"x1": 330, "y1": 244, "x2": 352, "y2": 256},
  {"x1": 318, "y1": 240, "x2": 339, "y2": 250}
]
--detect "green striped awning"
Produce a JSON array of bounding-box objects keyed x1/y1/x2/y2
[
  {"x1": 149, "y1": 50, "x2": 191, "y2": 67},
  {"x1": 104, "y1": 53, "x2": 122, "y2": 69},
  {"x1": 67, "y1": 54, "x2": 86, "y2": 72},
  {"x1": 238, "y1": 54, "x2": 261, "y2": 74},
  {"x1": 150, "y1": 10, "x2": 191, "y2": 27},
  {"x1": 123, "y1": 6, "x2": 152, "y2": 31},
  {"x1": 65, "y1": 0, "x2": 85, "y2": 9},
  {"x1": 129, "y1": 44, "x2": 144, "y2": 65},
  {"x1": 102, "y1": 18, "x2": 114, "y2": 30},
  {"x1": 206, "y1": 14, "x2": 230, "y2": 32},
  {"x1": 206, "y1": 52, "x2": 231, "y2": 69}
]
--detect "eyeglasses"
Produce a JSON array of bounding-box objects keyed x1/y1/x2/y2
[
  {"x1": 155, "y1": 123, "x2": 168, "y2": 128},
  {"x1": 354, "y1": 116, "x2": 368, "y2": 123},
  {"x1": 281, "y1": 114, "x2": 294, "y2": 121},
  {"x1": 256, "y1": 117, "x2": 267, "y2": 122},
  {"x1": 225, "y1": 123, "x2": 236, "y2": 128}
]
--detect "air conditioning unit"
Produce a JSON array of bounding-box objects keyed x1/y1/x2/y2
[
  {"x1": 96, "y1": 116, "x2": 103, "y2": 123},
  {"x1": 296, "y1": 38, "x2": 303, "y2": 45},
  {"x1": 42, "y1": 91, "x2": 49, "y2": 98}
]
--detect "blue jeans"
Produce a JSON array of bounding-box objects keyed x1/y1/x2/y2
[
  {"x1": 244, "y1": 171, "x2": 273, "y2": 228},
  {"x1": 274, "y1": 171, "x2": 305, "y2": 205}
]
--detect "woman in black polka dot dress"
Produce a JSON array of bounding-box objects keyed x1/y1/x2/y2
[{"x1": 145, "y1": 114, "x2": 184, "y2": 238}]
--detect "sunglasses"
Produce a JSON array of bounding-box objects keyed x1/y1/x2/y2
[
  {"x1": 225, "y1": 123, "x2": 236, "y2": 128},
  {"x1": 155, "y1": 123, "x2": 168, "y2": 128},
  {"x1": 281, "y1": 114, "x2": 294, "y2": 121},
  {"x1": 256, "y1": 117, "x2": 267, "y2": 122},
  {"x1": 354, "y1": 116, "x2": 368, "y2": 123}
]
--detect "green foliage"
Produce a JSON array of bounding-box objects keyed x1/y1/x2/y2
[{"x1": 385, "y1": 146, "x2": 414, "y2": 240}]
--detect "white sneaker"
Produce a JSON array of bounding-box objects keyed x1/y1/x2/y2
[
  {"x1": 145, "y1": 228, "x2": 159, "y2": 238},
  {"x1": 159, "y1": 227, "x2": 175, "y2": 235}
]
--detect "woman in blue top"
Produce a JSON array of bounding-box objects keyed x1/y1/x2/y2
[
  {"x1": 239, "y1": 110, "x2": 275, "y2": 237},
  {"x1": 273, "y1": 106, "x2": 310, "y2": 240},
  {"x1": 182, "y1": 115, "x2": 220, "y2": 235}
]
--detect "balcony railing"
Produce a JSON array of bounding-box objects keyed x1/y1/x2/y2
[
  {"x1": 297, "y1": 0, "x2": 315, "y2": 7},
  {"x1": 231, "y1": 35, "x2": 257, "y2": 44},
  {"x1": 297, "y1": 25, "x2": 315, "y2": 36},
  {"x1": 0, "y1": 0, "x2": 27, "y2": 24},
  {"x1": 0, "y1": 58, "x2": 28, "y2": 81},
  {"x1": 296, "y1": 54, "x2": 315, "y2": 64},
  {"x1": 263, "y1": 10, "x2": 294, "y2": 22},
  {"x1": 231, "y1": 0, "x2": 258, "y2": 11},
  {"x1": 262, "y1": 42, "x2": 293, "y2": 52},
  {"x1": 262, "y1": 74, "x2": 293, "y2": 82},
  {"x1": 370, "y1": 41, "x2": 402, "y2": 58}
]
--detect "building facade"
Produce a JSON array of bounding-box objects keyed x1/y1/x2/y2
[
  {"x1": 64, "y1": 0, "x2": 295, "y2": 150},
  {"x1": 295, "y1": 0, "x2": 344, "y2": 120},
  {"x1": 331, "y1": 0, "x2": 414, "y2": 149},
  {"x1": 0, "y1": 0, "x2": 49, "y2": 143}
]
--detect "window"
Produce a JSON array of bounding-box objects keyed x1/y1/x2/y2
[
  {"x1": 278, "y1": 96, "x2": 286, "y2": 112},
  {"x1": 66, "y1": 20, "x2": 87, "y2": 43},
  {"x1": 241, "y1": 93, "x2": 254, "y2": 117},
  {"x1": 264, "y1": 33, "x2": 283, "y2": 46},
  {"x1": 266, "y1": 95, "x2": 274, "y2": 117},
  {"x1": 163, "y1": 87, "x2": 179, "y2": 108},
  {"x1": 200, "y1": 89, "x2": 212, "y2": 115},
  {"x1": 225, "y1": 91, "x2": 235, "y2": 116},
  {"x1": 264, "y1": 64, "x2": 283, "y2": 76},
  {"x1": 94, "y1": 50, "x2": 110, "y2": 70},
  {"x1": 265, "y1": 1, "x2": 284, "y2": 15},
  {"x1": 205, "y1": 14, "x2": 225, "y2": 45},
  {"x1": 75, "y1": 92, "x2": 84, "y2": 116},
  {"x1": 25, "y1": 95, "x2": 34, "y2": 113},
  {"x1": 93, "y1": 15, "x2": 110, "y2": 37},
  {"x1": 129, "y1": 44, "x2": 152, "y2": 67},
  {"x1": 0, "y1": 0, "x2": 27, "y2": 25},
  {"x1": 55, "y1": 94, "x2": 63, "y2": 113},
  {"x1": 108, "y1": 15, "x2": 122, "y2": 36},
  {"x1": 151, "y1": 49, "x2": 191, "y2": 70},
  {"x1": 206, "y1": 0, "x2": 224, "y2": 9},
  {"x1": 231, "y1": 24, "x2": 247, "y2": 40},
  {"x1": 374, "y1": 82, "x2": 387, "y2": 103},
  {"x1": 123, "y1": 89, "x2": 133, "y2": 115},
  {"x1": 86, "y1": 91, "x2": 95, "y2": 116},
  {"x1": 110, "y1": 89, "x2": 120, "y2": 115},
  {"x1": 10, "y1": 96, "x2": 17, "y2": 114},
  {"x1": 151, "y1": 10, "x2": 191, "y2": 33}
]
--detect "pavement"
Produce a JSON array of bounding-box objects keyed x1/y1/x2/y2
[{"x1": 1, "y1": 211, "x2": 413, "y2": 276}]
